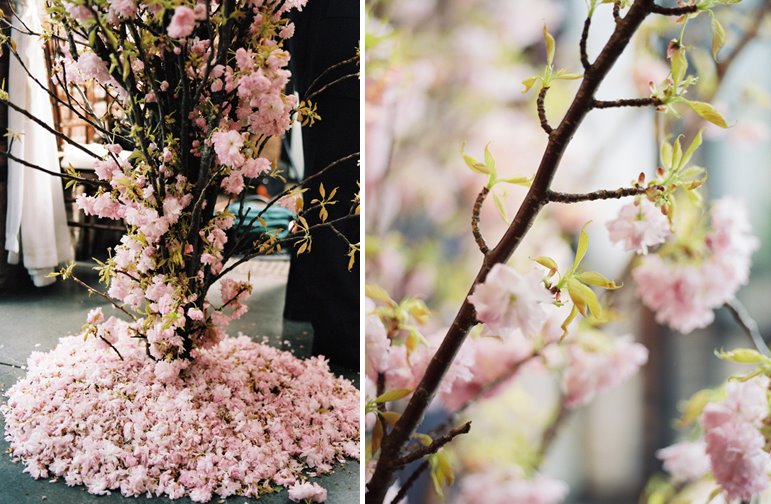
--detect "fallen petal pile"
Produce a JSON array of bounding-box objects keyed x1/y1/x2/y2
[{"x1": 2, "y1": 333, "x2": 359, "y2": 502}]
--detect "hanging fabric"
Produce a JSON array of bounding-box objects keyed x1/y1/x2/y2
[{"x1": 5, "y1": 0, "x2": 73, "y2": 286}]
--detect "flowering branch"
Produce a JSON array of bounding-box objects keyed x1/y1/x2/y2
[
  {"x1": 366, "y1": 2, "x2": 661, "y2": 500},
  {"x1": 724, "y1": 299, "x2": 771, "y2": 357},
  {"x1": 0, "y1": 150, "x2": 106, "y2": 186},
  {"x1": 546, "y1": 184, "x2": 664, "y2": 203},
  {"x1": 471, "y1": 187, "x2": 490, "y2": 255}
]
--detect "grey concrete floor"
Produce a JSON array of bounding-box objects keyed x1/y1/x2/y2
[{"x1": 0, "y1": 260, "x2": 360, "y2": 504}]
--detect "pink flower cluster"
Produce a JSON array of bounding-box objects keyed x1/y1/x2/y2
[
  {"x1": 606, "y1": 198, "x2": 670, "y2": 254},
  {"x1": 468, "y1": 264, "x2": 552, "y2": 339},
  {"x1": 633, "y1": 198, "x2": 758, "y2": 333},
  {"x1": 458, "y1": 466, "x2": 568, "y2": 504},
  {"x1": 700, "y1": 376, "x2": 770, "y2": 501},
  {"x1": 2, "y1": 331, "x2": 359, "y2": 502},
  {"x1": 561, "y1": 334, "x2": 648, "y2": 409}
]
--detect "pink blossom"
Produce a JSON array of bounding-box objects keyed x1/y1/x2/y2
[
  {"x1": 656, "y1": 441, "x2": 710, "y2": 483},
  {"x1": 211, "y1": 130, "x2": 245, "y2": 168},
  {"x1": 75, "y1": 53, "x2": 111, "y2": 83},
  {"x1": 242, "y1": 157, "x2": 272, "y2": 178},
  {"x1": 167, "y1": 6, "x2": 196, "y2": 38},
  {"x1": 288, "y1": 481, "x2": 327, "y2": 502},
  {"x1": 606, "y1": 199, "x2": 670, "y2": 254},
  {"x1": 634, "y1": 199, "x2": 758, "y2": 334},
  {"x1": 467, "y1": 265, "x2": 551, "y2": 338},
  {"x1": 86, "y1": 307, "x2": 104, "y2": 326},
  {"x1": 107, "y1": 0, "x2": 136, "y2": 19},
  {"x1": 562, "y1": 334, "x2": 648, "y2": 409},
  {"x1": 700, "y1": 376, "x2": 770, "y2": 501}
]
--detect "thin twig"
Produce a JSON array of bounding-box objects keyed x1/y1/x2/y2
[
  {"x1": 304, "y1": 54, "x2": 360, "y2": 98},
  {"x1": 389, "y1": 460, "x2": 429, "y2": 504},
  {"x1": 537, "y1": 87, "x2": 553, "y2": 134},
  {"x1": 70, "y1": 274, "x2": 138, "y2": 323},
  {"x1": 394, "y1": 421, "x2": 471, "y2": 467},
  {"x1": 0, "y1": 150, "x2": 108, "y2": 187},
  {"x1": 592, "y1": 97, "x2": 662, "y2": 108},
  {"x1": 471, "y1": 187, "x2": 490, "y2": 255},
  {"x1": 304, "y1": 72, "x2": 359, "y2": 102},
  {"x1": 724, "y1": 299, "x2": 771, "y2": 357},
  {"x1": 613, "y1": 1, "x2": 622, "y2": 23},
  {"x1": 546, "y1": 184, "x2": 663, "y2": 203}
]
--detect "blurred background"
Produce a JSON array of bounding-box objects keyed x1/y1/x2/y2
[{"x1": 365, "y1": 0, "x2": 771, "y2": 502}]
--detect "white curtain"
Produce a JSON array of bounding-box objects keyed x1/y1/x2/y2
[{"x1": 5, "y1": 0, "x2": 73, "y2": 286}]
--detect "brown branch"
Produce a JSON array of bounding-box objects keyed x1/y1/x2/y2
[
  {"x1": 0, "y1": 150, "x2": 108, "y2": 187},
  {"x1": 649, "y1": 4, "x2": 698, "y2": 16},
  {"x1": 3, "y1": 99, "x2": 102, "y2": 161},
  {"x1": 388, "y1": 460, "x2": 429, "y2": 504},
  {"x1": 592, "y1": 97, "x2": 662, "y2": 108},
  {"x1": 613, "y1": 1, "x2": 622, "y2": 23},
  {"x1": 724, "y1": 299, "x2": 770, "y2": 357},
  {"x1": 546, "y1": 184, "x2": 663, "y2": 203},
  {"x1": 98, "y1": 335, "x2": 124, "y2": 361},
  {"x1": 395, "y1": 421, "x2": 471, "y2": 467},
  {"x1": 537, "y1": 86, "x2": 553, "y2": 134},
  {"x1": 365, "y1": 1, "x2": 656, "y2": 500},
  {"x1": 304, "y1": 54, "x2": 360, "y2": 98},
  {"x1": 471, "y1": 187, "x2": 490, "y2": 255},
  {"x1": 580, "y1": 16, "x2": 592, "y2": 70}
]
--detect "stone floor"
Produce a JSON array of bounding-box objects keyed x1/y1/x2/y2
[{"x1": 0, "y1": 258, "x2": 360, "y2": 504}]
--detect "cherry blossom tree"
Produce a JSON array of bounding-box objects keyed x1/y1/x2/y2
[{"x1": 0, "y1": 0, "x2": 360, "y2": 501}]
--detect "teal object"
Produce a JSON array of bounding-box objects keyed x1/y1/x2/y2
[{"x1": 227, "y1": 196, "x2": 295, "y2": 242}]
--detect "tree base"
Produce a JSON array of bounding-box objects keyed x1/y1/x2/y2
[{"x1": 2, "y1": 333, "x2": 359, "y2": 502}]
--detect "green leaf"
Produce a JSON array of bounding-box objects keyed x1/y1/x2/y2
[
  {"x1": 715, "y1": 348, "x2": 771, "y2": 365},
  {"x1": 671, "y1": 47, "x2": 688, "y2": 88},
  {"x1": 659, "y1": 140, "x2": 673, "y2": 168},
  {"x1": 498, "y1": 175, "x2": 532, "y2": 187},
  {"x1": 483, "y1": 143, "x2": 495, "y2": 174},
  {"x1": 380, "y1": 410, "x2": 401, "y2": 426},
  {"x1": 576, "y1": 271, "x2": 621, "y2": 290},
  {"x1": 681, "y1": 129, "x2": 703, "y2": 168},
  {"x1": 461, "y1": 143, "x2": 490, "y2": 175},
  {"x1": 365, "y1": 284, "x2": 392, "y2": 304},
  {"x1": 710, "y1": 15, "x2": 726, "y2": 60},
  {"x1": 671, "y1": 135, "x2": 683, "y2": 172},
  {"x1": 374, "y1": 388, "x2": 413, "y2": 403},
  {"x1": 543, "y1": 25, "x2": 556, "y2": 67},
  {"x1": 571, "y1": 222, "x2": 591, "y2": 272},
  {"x1": 567, "y1": 278, "x2": 602, "y2": 318},
  {"x1": 684, "y1": 100, "x2": 728, "y2": 128},
  {"x1": 533, "y1": 256, "x2": 559, "y2": 275},
  {"x1": 556, "y1": 69, "x2": 583, "y2": 80},
  {"x1": 522, "y1": 75, "x2": 540, "y2": 94},
  {"x1": 414, "y1": 432, "x2": 434, "y2": 446},
  {"x1": 492, "y1": 191, "x2": 508, "y2": 223}
]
